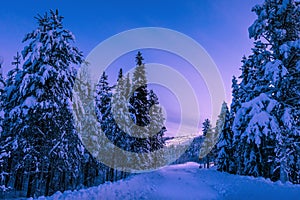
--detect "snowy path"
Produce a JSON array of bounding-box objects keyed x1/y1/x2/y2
[{"x1": 38, "y1": 162, "x2": 300, "y2": 200}]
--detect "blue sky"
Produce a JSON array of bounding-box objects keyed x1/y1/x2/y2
[{"x1": 0, "y1": 0, "x2": 263, "y2": 135}]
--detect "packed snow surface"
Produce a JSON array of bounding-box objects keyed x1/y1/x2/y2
[{"x1": 36, "y1": 162, "x2": 300, "y2": 200}]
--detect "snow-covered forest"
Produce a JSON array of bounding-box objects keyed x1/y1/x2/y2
[
  {"x1": 213, "y1": 0, "x2": 300, "y2": 184},
  {"x1": 0, "y1": 0, "x2": 299, "y2": 199}
]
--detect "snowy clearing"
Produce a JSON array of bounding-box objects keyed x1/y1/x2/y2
[{"x1": 36, "y1": 162, "x2": 300, "y2": 200}]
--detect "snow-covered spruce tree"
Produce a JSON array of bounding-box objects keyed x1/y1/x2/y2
[
  {"x1": 230, "y1": 76, "x2": 240, "y2": 118},
  {"x1": 95, "y1": 72, "x2": 112, "y2": 125},
  {"x1": 216, "y1": 102, "x2": 234, "y2": 173},
  {"x1": 103, "y1": 53, "x2": 166, "y2": 171},
  {"x1": 130, "y1": 51, "x2": 150, "y2": 128},
  {"x1": 0, "y1": 53, "x2": 23, "y2": 196},
  {"x1": 95, "y1": 69, "x2": 137, "y2": 177},
  {"x1": 112, "y1": 68, "x2": 166, "y2": 175},
  {"x1": 233, "y1": 34, "x2": 281, "y2": 178},
  {"x1": 72, "y1": 64, "x2": 102, "y2": 186},
  {"x1": 148, "y1": 89, "x2": 167, "y2": 168},
  {"x1": 250, "y1": 0, "x2": 300, "y2": 183},
  {"x1": 94, "y1": 71, "x2": 128, "y2": 182},
  {"x1": 233, "y1": 0, "x2": 300, "y2": 182},
  {"x1": 94, "y1": 52, "x2": 166, "y2": 173},
  {"x1": 95, "y1": 71, "x2": 115, "y2": 181},
  {"x1": 228, "y1": 76, "x2": 241, "y2": 174},
  {"x1": 148, "y1": 89, "x2": 166, "y2": 152},
  {"x1": 199, "y1": 119, "x2": 215, "y2": 168},
  {"x1": 109, "y1": 68, "x2": 132, "y2": 181},
  {"x1": 202, "y1": 119, "x2": 211, "y2": 137},
  {"x1": 129, "y1": 52, "x2": 151, "y2": 156},
  {"x1": 232, "y1": 51, "x2": 268, "y2": 175},
  {"x1": 129, "y1": 52, "x2": 166, "y2": 170},
  {"x1": 111, "y1": 68, "x2": 133, "y2": 151},
  {"x1": 112, "y1": 69, "x2": 134, "y2": 178},
  {"x1": 0, "y1": 53, "x2": 21, "y2": 136},
  {"x1": 0, "y1": 10, "x2": 95, "y2": 197},
  {"x1": 233, "y1": 94, "x2": 280, "y2": 177}
]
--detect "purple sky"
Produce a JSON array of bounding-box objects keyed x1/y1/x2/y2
[{"x1": 0, "y1": 0, "x2": 263, "y2": 136}]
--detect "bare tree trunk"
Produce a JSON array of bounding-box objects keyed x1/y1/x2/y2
[
  {"x1": 26, "y1": 172, "x2": 34, "y2": 198},
  {"x1": 280, "y1": 146, "x2": 288, "y2": 183},
  {"x1": 45, "y1": 165, "x2": 52, "y2": 196},
  {"x1": 206, "y1": 156, "x2": 210, "y2": 169}
]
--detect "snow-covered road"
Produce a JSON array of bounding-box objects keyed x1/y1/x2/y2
[{"x1": 37, "y1": 162, "x2": 300, "y2": 200}]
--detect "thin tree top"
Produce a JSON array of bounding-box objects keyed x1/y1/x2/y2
[{"x1": 135, "y1": 51, "x2": 144, "y2": 66}]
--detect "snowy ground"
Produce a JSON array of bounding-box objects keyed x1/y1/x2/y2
[{"x1": 36, "y1": 162, "x2": 300, "y2": 200}]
